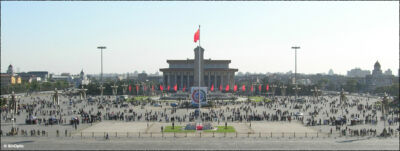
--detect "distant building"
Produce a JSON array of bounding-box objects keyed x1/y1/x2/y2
[
  {"x1": 347, "y1": 68, "x2": 371, "y2": 77},
  {"x1": 27, "y1": 71, "x2": 49, "y2": 82},
  {"x1": 138, "y1": 73, "x2": 148, "y2": 82},
  {"x1": 6, "y1": 64, "x2": 14, "y2": 75},
  {"x1": 73, "y1": 70, "x2": 90, "y2": 87},
  {"x1": 0, "y1": 73, "x2": 21, "y2": 86},
  {"x1": 61, "y1": 73, "x2": 70, "y2": 76},
  {"x1": 366, "y1": 61, "x2": 394, "y2": 91},
  {"x1": 328, "y1": 69, "x2": 334, "y2": 75},
  {"x1": 384, "y1": 69, "x2": 392, "y2": 76}
]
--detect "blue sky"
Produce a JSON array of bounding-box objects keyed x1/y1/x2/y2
[{"x1": 1, "y1": 1, "x2": 399, "y2": 75}]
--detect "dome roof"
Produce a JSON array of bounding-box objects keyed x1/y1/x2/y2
[{"x1": 374, "y1": 61, "x2": 381, "y2": 69}]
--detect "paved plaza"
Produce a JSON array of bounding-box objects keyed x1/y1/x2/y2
[
  {"x1": 1, "y1": 92, "x2": 399, "y2": 150},
  {"x1": 1, "y1": 136, "x2": 399, "y2": 150}
]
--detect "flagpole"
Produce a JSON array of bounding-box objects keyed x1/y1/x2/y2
[{"x1": 198, "y1": 25, "x2": 201, "y2": 126}]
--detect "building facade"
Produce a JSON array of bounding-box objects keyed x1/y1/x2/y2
[
  {"x1": 366, "y1": 61, "x2": 394, "y2": 91},
  {"x1": 160, "y1": 46, "x2": 238, "y2": 90}
]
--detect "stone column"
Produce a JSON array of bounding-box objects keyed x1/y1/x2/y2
[
  {"x1": 187, "y1": 72, "x2": 190, "y2": 88},
  {"x1": 174, "y1": 73, "x2": 177, "y2": 87},
  {"x1": 194, "y1": 46, "x2": 205, "y2": 87},
  {"x1": 167, "y1": 72, "x2": 170, "y2": 86},
  {"x1": 221, "y1": 72, "x2": 225, "y2": 89},
  {"x1": 214, "y1": 73, "x2": 217, "y2": 87},
  {"x1": 180, "y1": 72, "x2": 183, "y2": 90},
  {"x1": 208, "y1": 72, "x2": 211, "y2": 88}
]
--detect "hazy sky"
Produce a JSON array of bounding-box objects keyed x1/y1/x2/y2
[{"x1": 1, "y1": 1, "x2": 399, "y2": 75}]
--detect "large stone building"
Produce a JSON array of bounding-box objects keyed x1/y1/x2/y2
[
  {"x1": 366, "y1": 61, "x2": 394, "y2": 90},
  {"x1": 160, "y1": 46, "x2": 238, "y2": 90}
]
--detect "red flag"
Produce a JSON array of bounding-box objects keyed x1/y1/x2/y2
[
  {"x1": 143, "y1": 85, "x2": 147, "y2": 92},
  {"x1": 167, "y1": 85, "x2": 170, "y2": 91},
  {"x1": 219, "y1": 85, "x2": 222, "y2": 91},
  {"x1": 258, "y1": 85, "x2": 262, "y2": 92},
  {"x1": 152, "y1": 85, "x2": 154, "y2": 91},
  {"x1": 242, "y1": 85, "x2": 246, "y2": 92},
  {"x1": 194, "y1": 28, "x2": 200, "y2": 43},
  {"x1": 136, "y1": 85, "x2": 139, "y2": 92},
  {"x1": 174, "y1": 84, "x2": 177, "y2": 92},
  {"x1": 251, "y1": 85, "x2": 254, "y2": 92},
  {"x1": 233, "y1": 85, "x2": 237, "y2": 92},
  {"x1": 183, "y1": 85, "x2": 186, "y2": 92},
  {"x1": 266, "y1": 84, "x2": 269, "y2": 91},
  {"x1": 129, "y1": 85, "x2": 132, "y2": 92},
  {"x1": 225, "y1": 84, "x2": 229, "y2": 92},
  {"x1": 160, "y1": 85, "x2": 164, "y2": 91},
  {"x1": 211, "y1": 84, "x2": 214, "y2": 91}
]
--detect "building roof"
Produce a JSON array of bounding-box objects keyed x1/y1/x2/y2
[
  {"x1": 160, "y1": 68, "x2": 238, "y2": 72},
  {"x1": 167, "y1": 59, "x2": 231, "y2": 64}
]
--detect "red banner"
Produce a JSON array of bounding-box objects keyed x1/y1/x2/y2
[
  {"x1": 129, "y1": 85, "x2": 132, "y2": 92},
  {"x1": 233, "y1": 85, "x2": 237, "y2": 92},
  {"x1": 258, "y1": 84, "x2": 262, "y2": 92},
  {"x1": 251, "y1": 85, "x2": 254, "y2": 92},
  {"x1": 242, "y1": 85, "x2": 246, "y2": 92},
  {"x1": 225, "y1": 84, "x2": 229, "y2": 92},
  {"x1": 160, "y1": 85, "x2": 163, "y2": 91},
  {"x1": 210, "y1": 84, "x2": 214, "y2": 91},
  {"x1": 174, "y1": 84, "x2": 177, "y2": 92},
  {"x1": 266, "y1": 84, "x2": 269, "y2": 91}
]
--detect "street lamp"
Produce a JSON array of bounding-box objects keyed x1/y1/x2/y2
[
  {"x1": 280, "y1": 85, "x2": 287, "y2": 97},
  {"x1": 291, "y1": 46, "x2": 300, "y2": 101},
  {"x1": 271, "y1": 84, "x2": 277, "y2": 98},
  {"x1": 311, "y1": 86, "x2": 321, "y2": 101},
  {"x1": 97, "y1": 46, "x2": 106, "y2": 100}
]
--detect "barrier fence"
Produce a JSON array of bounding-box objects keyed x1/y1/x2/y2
[{"x1": 2, "y1": 131, "x2": 399, "y2": 139}]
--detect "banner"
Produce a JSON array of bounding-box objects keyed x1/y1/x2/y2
[{"x1": 191, "y1": 87, "x2": 207, "y2": 107}]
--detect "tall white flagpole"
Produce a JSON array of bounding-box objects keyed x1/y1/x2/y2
[{"x1": 198, "y1": 25, "x2": 201, "y2": 125}]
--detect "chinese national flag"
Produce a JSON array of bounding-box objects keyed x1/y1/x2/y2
[
  {"x1": 225, "y1": 84, "x2": 229, "y2": 92},
  {"x1": 194, "y1": 28, "x2": 200, "y2": 43},
  {"x1": 128, "y1": 85, "x2": 132, "y2": 92},
  {"x1": 211, "y1": 84, "x2": 214, "y2": 91},
  {"x1": 183, "y1": 85, "x2": 186, "y2": 92},
  {"x1": 258, "y1": 85, "x2": 262, "y2": 92},
  {"x1": 242, "y1": 85, "x2": 246, "y2": 92},
  {"x1": 152, "y1": 85, "x2": 154, "y2": 91},
  {"x1": 160, "y1": 85, "x2": 164, "y2": 91},
  {"x1": 167, "y1": 85, "x2": 170, "y2": 91},
  {"x1": 233, "y1": 85, "x2": 237, "y2": 92},
  {"x1": 219, "y1": 85, "x2": 222, "y2": 91},
  {"x1": 174, "y1": 84, "x2": 177, "y2": 92},
  {"x1": 266, "y1": 84, "x2": 269, "y2": 91},
  {"x1": 251, "y1": 85, "x2": 254, "y2": 92}
]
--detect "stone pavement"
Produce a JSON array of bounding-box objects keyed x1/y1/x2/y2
[{"x1": 1, "y1": 136, "x2": 399, "y2": 150}]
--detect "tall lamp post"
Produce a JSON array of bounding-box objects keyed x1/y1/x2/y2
[
  {"x1": 291, "y1": 46, "x2": 300, "y2": 101},
  {"x1": 97, "y1": 46, "x2": 106, "y2": 100}
]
